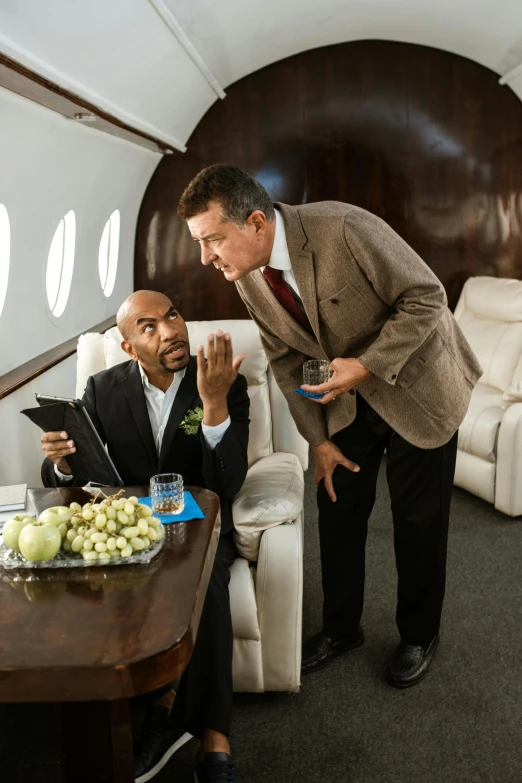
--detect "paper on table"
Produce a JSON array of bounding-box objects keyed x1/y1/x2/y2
[{"x1": 138, "y1": 492, "x2": 205, "y2": 524}]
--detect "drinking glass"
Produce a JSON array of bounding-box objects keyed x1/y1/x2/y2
[
  {"x1": 150, "y1": 473, "x2": 184, "y2": 515},
  {"x1": 303, "y1": 359, "x2": 331, "y2": 388}
]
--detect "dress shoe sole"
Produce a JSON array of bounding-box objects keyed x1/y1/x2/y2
[
  {"x1": 301, "y1": 635, "x2": 365, "y2": 676},
  {"x1": 135, "y1": 732, "x2": 192, "y2": 783},
  {"x1": 387, "y1": 636, "x2": 440, "y2": 689}
]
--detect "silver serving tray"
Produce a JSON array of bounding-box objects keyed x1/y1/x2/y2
[{"x1": 0, "y1": 533, "x2": 165, "y2": 570}]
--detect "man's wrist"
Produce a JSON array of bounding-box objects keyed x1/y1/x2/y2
[{"x1": 202, "y1": 397, "x2": 229, "y2": 427}]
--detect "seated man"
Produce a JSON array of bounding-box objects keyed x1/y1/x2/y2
[{"x1": 41, "y1": 290, "x2": 249, "y2": 783}]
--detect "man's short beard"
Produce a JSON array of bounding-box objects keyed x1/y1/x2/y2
[{"x1": 159, "y1": 353, "x2": 190, "y2": 373}]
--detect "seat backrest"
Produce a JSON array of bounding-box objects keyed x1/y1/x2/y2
[
  {"x1": 454, "y1": 276, "x2": 522, "y2": 392},
  {"x1": 76, "y1": 320, "x2": 308, "y2": 470}
]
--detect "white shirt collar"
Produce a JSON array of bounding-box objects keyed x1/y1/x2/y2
[
  {"x1": 264, "y1": 208, "x2": 292, "y2": 272},
  {"x1": 138, "y1": 361, "x2": 186, "y2": 393}
]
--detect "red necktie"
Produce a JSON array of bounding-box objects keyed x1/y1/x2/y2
[{"x1": 263, "y1": 267, "x2": 312, "y2": 332}]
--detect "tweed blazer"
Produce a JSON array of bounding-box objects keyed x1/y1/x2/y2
[{"x1": 235, "y1": 201, "x2": 482, "y2": 449}]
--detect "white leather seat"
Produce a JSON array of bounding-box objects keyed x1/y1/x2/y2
[
  {"x1": 454, "y1": 277, "x2": 522, "y2": 516},
  {"x1": 76, "y1": 320, "x2": 308, "y2": 691}
]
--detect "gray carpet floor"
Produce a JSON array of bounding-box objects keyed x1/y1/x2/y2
[{"x1": 1, "y1": 456, "x2": 521, "y2": 782}]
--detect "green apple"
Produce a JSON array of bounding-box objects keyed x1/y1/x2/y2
[
  {"x1": 2, "y1": 515, "x2": 35, "y2": 552},
  {"x1": 18, "y1": 522, "x2": 62, "y2": 562},
  {"x1": 38, "y1": 506, "x2": 74, "y2": 527}
]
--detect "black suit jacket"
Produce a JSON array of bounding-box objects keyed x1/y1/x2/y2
[{"x1": 41, "y1": 357, "x2": 250, "y2": 535}]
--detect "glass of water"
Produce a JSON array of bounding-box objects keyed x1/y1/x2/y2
[
  {"x1": 303, "y1": 359, "x2": 331, "y2": 388},
  {"x1": 150, "y1": 473, "x2": 184, "y2": 515}
]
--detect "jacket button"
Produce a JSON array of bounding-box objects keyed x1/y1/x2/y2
[
  {"x1": 391, "y1": 374, "x2": 397, "y2": 380},
  {"x1": 331, "y1": 298, "x2": 339, "y2": 305},
  {"x1": 349, "y1": 389, "x2": 355, "y2": 396}
]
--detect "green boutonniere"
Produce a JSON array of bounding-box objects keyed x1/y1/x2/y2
[{"x1": 179, "y1": 407, "x2": 204, "y2": 435}]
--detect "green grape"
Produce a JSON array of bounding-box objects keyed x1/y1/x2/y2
[
  {"x1": 156, "y1": 524, "x2": 165, "y2": 539},
  {"x1": 69, "y1": 502, "x2": 82, "y2": 512},
  {"x1": 106, "y1": 506, "x2": 117, "y2": 520},
  {"x1": 82, "y1": 508, "x2": 94, "y2": 521},
  {"x1": 123, "y1": 526, "x2": 139, "y2": 539},
  {"x1": 124, "y1": 501, "x2": 134, "y2": 516},
  {"x1": 84, "y1": 527, "x2": 96, "y2": 539},
  {"x1": 94, "y1": 542, "x2": 107, "y2": 553},
  {"x1": 128, "y1": 496, "x2": 138, "y2": 505},
  {"x1": 82, "y1": 503, "x2": 91, "y2": 511},
  {"x1": 92, "y1": 504, "x2": 101, "y2": 513},
  {"x1": 106, "y1": 520, "x2": 117, "y2": 533},
  {"x1": 141, "y1": 536, "x2": 151, "y2": 549},
  {"x1": 83, "y1": 538, "x2": 94, "y2": 551},
  {"x1": 148, "y1": 516, "x2": 161, "y2": 528},
  {"x1": 83, "y1": 551, "x2": 98, "y2": 561},
  {"x1": 66, "y1": 528, "x2": 77, "y2": 542},
  {"x1": 71, "y1": 535, "x2": 85, "y2": 553},
  {"x1": 95, "y1": 514, "x2": 107, "y2": 529},
  {"x1": 120, "y1": 544, "x2": 133, "y2": 557},
  {"x1": 77, "y1": 525, "x2": 87, "y2": 536},
  {"x1": 62, "y1": 540, "x2": 72, "y2": 551},
  {"x1": 127, "y1": 513, "x2": 136, "y2": 524},
  {"x1": 91, "y1": 532, "x2": 108, "y2": 544},
  {"x1": 130, "y1": 537, "x2": 145, "y2": 551},
  {"x1": 116, "y1": 510, "x2": 128, "y2": 525},
  {"x1": 111, "y1": 499, "x2": 123, "y2": 510},
  {"x1": 109, "y1": 549, "x2": 120, "y2": 558},
  {"x1": 137, "y1": 519, "x2": 148, "y2": 535},
  {"x1": 116, "y1": 536, "x2": 127, "y2": 550},
  {"x1": 98, "y1": 552, "x2": 111, "y2": 563},
  {"x1": 58, "y1": 523, "x2": 68, "y2": 539},
  {"x1": 147, "y1": 527, "x2": 157, "y2": 541},
  {"x1": 106, "y1": 537, "x2": 117, "y2": 551},
  {"x1": 140, "y1": 505, "x2": 153, "y2": 518}
]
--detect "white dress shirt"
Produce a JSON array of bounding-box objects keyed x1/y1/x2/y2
[
  {"x1": 55, "y1": 362, "x2": 231, "y2": 480},
  {"x1": 261, "y1": 208, "x2": 303, "y2": 300}
]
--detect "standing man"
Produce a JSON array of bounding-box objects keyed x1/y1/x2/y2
[{"x1": 178, "y1": 165, "x2": 482, "y2": 688}]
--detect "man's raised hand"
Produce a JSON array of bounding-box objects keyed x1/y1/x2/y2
[{"x1": 196, "y1": 330, "x2": 246, "y2": 415}]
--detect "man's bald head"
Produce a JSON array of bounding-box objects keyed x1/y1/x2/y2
[
  {"x1": 117, "y1": 290, "x2": 191, "y2": 377},
  {"x1": 117, "y1": 290, "x2": 174, "y2": 340}
]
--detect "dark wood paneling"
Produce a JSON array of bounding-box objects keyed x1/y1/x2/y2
[
  {"x1": 135, "y1": 41, "x2": 522, "y2": 317},
  {"x1": 0, "y1": 316, "x2": 116, "y2": 400},
  {"x1": 0, "y1": 53, "x2": 181, "y2": 155}
]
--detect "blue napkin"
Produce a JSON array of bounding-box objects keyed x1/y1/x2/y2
[{"x1": 138, "y1": 492, "x2": 205, "y2": 524}]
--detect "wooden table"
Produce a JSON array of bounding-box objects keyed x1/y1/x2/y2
[{"x1": 0, "y1": 485, "x2": 220, "y2": 783}]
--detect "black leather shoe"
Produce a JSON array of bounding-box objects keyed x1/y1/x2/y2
[
  {"x1": 301, "y1": 628, "x2": 364, "y2": 675},
  {"x1": 387, "y1": 635, "x2": 440, "y2": 688},
  {"x1": 134, "y1": 706, "x2": 192, "y2": 782},
  {"x1": 195, "y1": 752, "x2": 236, "y2": 782}
]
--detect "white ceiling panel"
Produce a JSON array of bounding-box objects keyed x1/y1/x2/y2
[
  {"x1": 166, "y1": 0, "x2": 522, "y2": 87},
  {"x1": 0, "y1": 0, "x2": 217, "y2": 148}
]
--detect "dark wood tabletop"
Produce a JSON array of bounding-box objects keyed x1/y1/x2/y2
[{"x1": 0, "y1": 485, "x2": 220, "y2": 704}]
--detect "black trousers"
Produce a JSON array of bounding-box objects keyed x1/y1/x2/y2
[
  {"x1": 317, "y1": 394, "x2": 458, "y2": 648},
  {"x1": 168, "y1": 531, "x2": 236, "y2": 739}
]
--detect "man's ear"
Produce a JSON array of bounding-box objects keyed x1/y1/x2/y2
[
  {"x1": 121, "y1": 340, "x2": 138, "y2": 361},
  {"x1": 249, "y1": 209, "x2": 267, "y2": 235}
]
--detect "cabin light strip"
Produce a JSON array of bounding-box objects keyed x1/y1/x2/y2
[
  {"x1": 499, "y1": 61, "x2": 522, "y2": 86},
  {"x1": 0, "y1": 32, "x2": 187, "y2": 153},
  {"x1": 147, "y1": 0, "x2": 226, "y2": 100}
]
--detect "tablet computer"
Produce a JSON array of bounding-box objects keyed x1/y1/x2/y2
[{"x1": 21, "y1": 395, "x2": 123, "y2": 487}]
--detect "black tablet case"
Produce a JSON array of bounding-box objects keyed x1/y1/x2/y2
[{"x1": 21, "y1": 400, "x2": 123, "y2": 486}]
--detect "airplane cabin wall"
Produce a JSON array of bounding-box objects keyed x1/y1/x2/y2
[{"x1": 0, "y1": 86, "x2": 160, "y2": 486}]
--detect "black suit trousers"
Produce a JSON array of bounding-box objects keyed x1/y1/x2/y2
[
  {"x1": 169, "y1": 532, "x2": 236, "y2": 739},
  {"x1": 317, "y1": 394, "x2": 458, "y2": 648}
]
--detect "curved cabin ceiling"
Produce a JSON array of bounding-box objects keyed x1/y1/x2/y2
[{"x1": 1, "y1": 0, "x2": 522, "y2": 151}]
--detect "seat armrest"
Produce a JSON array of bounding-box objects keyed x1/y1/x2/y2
[
  {"x1": 256, "y1": 513, "x2": 303, "y2": 692},
  {"x1": 496, "y1": 402, "x2": 522, "y2": 516},
  {"x1": 233, "y1": 452, "x2": 304, "y2": 561}
]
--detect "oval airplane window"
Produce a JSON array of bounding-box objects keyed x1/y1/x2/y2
[
  {"x1": 98, "y1": 209, "x2": 120, "y2": 297},
  {"x1": 46, "y1": 210, "x2": 76, "y2": 317},
  {"x1": 0, "y1": 204, "x2": 10, "y2": 318}
]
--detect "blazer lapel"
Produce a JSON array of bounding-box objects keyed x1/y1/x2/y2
[
  {"x1": 120, "y1": 361, "x2": 157, "y2": 467},
  {"x1": 158, "y1": 356, "x2": 200, "y2": 469}
]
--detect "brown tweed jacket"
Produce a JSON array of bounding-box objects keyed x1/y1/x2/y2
[{"x1": 235, "y1": 201, "x2": 482, "y2": 449}]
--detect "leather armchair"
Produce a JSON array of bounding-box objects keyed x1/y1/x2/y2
[
  {"x1": 453, "y1": 277, "x2": 522, "y2": 516},
  {"x1": 76, "y1": 320, "x2": 308, "y2": 691}
]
